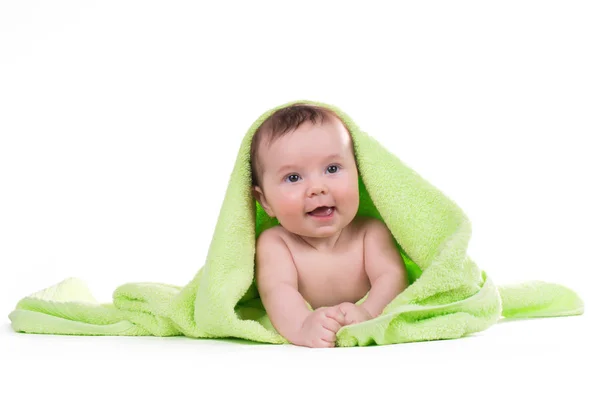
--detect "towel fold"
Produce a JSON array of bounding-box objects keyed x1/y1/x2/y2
[{"x1": 8, "y1": 99, "x2": 584, "y2": 346}]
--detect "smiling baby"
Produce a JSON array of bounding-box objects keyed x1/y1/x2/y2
[{"x1": 251, "y1": 103, "x2": 408, "y2": 348}]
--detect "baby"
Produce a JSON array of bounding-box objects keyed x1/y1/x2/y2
[{"x1": 251, "y1": 103, "x2": 408, "y2": 348}]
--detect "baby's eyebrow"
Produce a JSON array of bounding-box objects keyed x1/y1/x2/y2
[{"x1": 277, "y1": 153, "x2": 343, "y2": 174}]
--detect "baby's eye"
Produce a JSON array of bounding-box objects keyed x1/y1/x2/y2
[
  {"x1": 327, "y1": 164, "x2": 340, "y2": 174},
  {"x1": 285, "y1": 174, "x2": 300, "y2": 183}
]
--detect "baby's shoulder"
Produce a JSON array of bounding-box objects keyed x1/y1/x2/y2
[
  {"x1": 256, "y1": 225, "x2": 285, "y2": 245},
  {"x1": 256, "y1": 225, "x2": 299, "y2": 254},
  {"x1": 351, "y1": 216, "x2": 394, "y2": 245}
]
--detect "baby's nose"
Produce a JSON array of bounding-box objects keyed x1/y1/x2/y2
[{"x1": 308, "y1": 183, "x2": 328, "y2": 196}]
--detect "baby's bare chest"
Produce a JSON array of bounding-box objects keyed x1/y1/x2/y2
[{"x1": 289, "y1": 241, "x2": 371, "y2": 309}]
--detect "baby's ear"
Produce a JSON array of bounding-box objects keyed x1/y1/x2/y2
[
  {"x1": 251, "y1": 186, "x2": 262, "y2": 203},
  {"x1": 252, "y1": 186, "x2": 274, "y2": 217}
]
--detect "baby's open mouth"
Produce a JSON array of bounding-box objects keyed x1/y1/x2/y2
[{"x1": 307, "y1": 206, "x2": 335, "y2": 217}]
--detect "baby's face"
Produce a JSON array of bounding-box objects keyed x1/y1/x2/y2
[{"x1": 253, "y1": 118, "x2": 359, "y2": 238}]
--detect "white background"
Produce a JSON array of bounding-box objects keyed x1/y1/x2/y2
[{"x1": 1, "y1": 1, "x2": 598, "y2": 399}]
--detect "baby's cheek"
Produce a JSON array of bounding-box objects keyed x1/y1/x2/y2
[
  {"x1": 338, "y1": 180, "x2": 360, "y2": 208},
  {"x1": 278, "y1": 193, "x2": 304, "y2": 216}
]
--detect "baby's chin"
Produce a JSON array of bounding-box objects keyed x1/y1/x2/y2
[{"x1": 282, "y1": 221, "x2": 353, "y2": 238}]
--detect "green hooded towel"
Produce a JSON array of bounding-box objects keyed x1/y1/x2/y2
[{"x1": 8, "y1": 99, "x2": 584, "y2": 346}]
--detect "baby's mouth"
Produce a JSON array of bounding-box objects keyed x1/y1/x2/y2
[{"x1": 307, "y1": 206, "x2": 335, "y2": 217}]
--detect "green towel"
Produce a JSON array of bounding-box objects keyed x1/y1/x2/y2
[{"x1": 8, "y1": 99, "x2": 584, "y2": 346}]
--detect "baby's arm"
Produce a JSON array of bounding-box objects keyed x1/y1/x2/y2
[
  {"x1": 255, "y1": 230, "x2": 312, "y2": 345},
  {"x1": 360, "y1": 219, "x2": 409, "y2": 318}
]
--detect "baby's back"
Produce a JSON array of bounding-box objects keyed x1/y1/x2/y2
[{"x1": 273, "y1": 216, "x2": 372, "y2": 309}]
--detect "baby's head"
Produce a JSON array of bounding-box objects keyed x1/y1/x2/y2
[{"x1": 250, "y1": 103, "x2": 360, "y2": 238}]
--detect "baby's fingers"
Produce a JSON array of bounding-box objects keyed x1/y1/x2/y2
[
  {"x1": 321, "y1": 315, "x2": 342, "y2": 334},
  {"x1": 324, "y1": 307, "x2": 346, "y2": 326},
  {"x1": 315, "y1": 338, "x2": 335, "y2": 348},
  {"x1": 319, "y1": 326, "x2": 338, "y2": 347}
]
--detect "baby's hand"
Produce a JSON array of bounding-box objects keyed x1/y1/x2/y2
[
  {"x1": 296, "y1": 306, "x2": 346, "y2": 348},
  {"x1": 338, "y1": 302, "x2": 373, "y2": 326}
]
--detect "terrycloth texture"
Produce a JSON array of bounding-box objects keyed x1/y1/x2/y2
[{"x1": 8, "y1": 99, "x2": 584, "y2": 346}]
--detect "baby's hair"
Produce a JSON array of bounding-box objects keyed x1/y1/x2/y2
[{"x1": 250, "y1": 103, "x2": 343, "y2": 188}]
